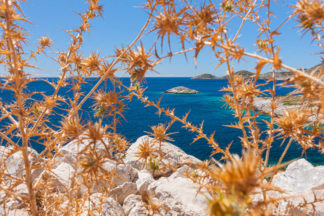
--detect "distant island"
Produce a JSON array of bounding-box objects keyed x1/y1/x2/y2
[
  {"x1": 192, "y1": 70, "x2": 256, "y2": 80},
  {"x1": 192, "y1": 73, "x2": 218, "y2": 79},
  {"x1": 222, "y1": 70, "x2": 255, "y2": 79},
  {"x1": 259, "y1": 71, "x2": 292, "y2": 80},
  {"x1": 192, "y1": 64, "x2": 323, "y2": 80}
]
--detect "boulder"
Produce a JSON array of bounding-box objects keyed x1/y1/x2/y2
[
  {"x1": 125, "y1": 136, "x2": 201, "y2": 171},
  {"x1": 34, "y1": 138, "x2": 117, "y2": 193},
  {"x1": 109, "y1": 182, "x2": 138, "y2": 204},
  {"x1": 123, "y1": 194, "x2": 148, "y2": 216},
  {"x1": 48, "y1": 161, "x2": 75, "y2": 192},
  {"x1": 147, "y1": 174, "x2": 209, "y2": 215},
  {"x1": 136, "y1": 169, "x2": 154, "y2": 194},
  {"x1": 0, "y1": 209, "x2": 29, "y2": 216},
  {"x1": 59, "y1": 193, "x2": 125, "y2": 216},
  {"x1": 81, "y1": 194, "x2": 125, "y2": 216},
  {"x1": 169, "y1": 165, "x2": 194, "y2": 179},
  {"x1": 0, "y1": 186, "x2": 28, "y2": 216},
  {"x1": 266, "y1": 159, "x2": 324, "y2": 215},
  {"x1": 38, "y1": 158, "x2": 120, "y2": 194},
  {"x1": 2, "y1": 147, "x2": 39, "y2": 179},
  {"x1": 0, "y1": 145, "x2": 9, "y2": 158},
  {"x1": 112, "y1": 164, "x2": 138, "y2": 186},
  {"x1": 99, "y1": 196, "x2": 125, "y2": 216},
  {"x1": 164, "y1": 86, "x2": 199, "y2": 94},
  {"x1": 58, "y1": 137, "x2": 112, "y2": 165},
  {"x1": 101, "y1": 159, "x2": 116, "y2": 171},
  {"x1": 272, "y1": 159, "x2": 324, "y2": 192}
]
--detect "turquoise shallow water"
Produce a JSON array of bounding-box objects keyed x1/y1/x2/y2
[{"x1": 0, "y1": 77, "x2": 323, "y2": 165}]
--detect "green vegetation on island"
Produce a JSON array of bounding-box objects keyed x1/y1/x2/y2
[{"x1": 192, "y1": 73, "x2": 218, "y2": 79}]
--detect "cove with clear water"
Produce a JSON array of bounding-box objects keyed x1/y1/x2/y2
[{"x1": 0, "y1": 77, "x2": 323, "y2": 165}]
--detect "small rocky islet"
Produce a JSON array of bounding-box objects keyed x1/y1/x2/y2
[{"x1": 164, "y1": 86, "x2": 200, "y2": 94}]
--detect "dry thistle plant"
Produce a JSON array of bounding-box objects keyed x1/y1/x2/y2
[
  {"x1": 0, "y1": 0, "x2": 323, "y2": 215},
  {"x1": 129, "y1": 0, "x2": 323, "y2": 215}
]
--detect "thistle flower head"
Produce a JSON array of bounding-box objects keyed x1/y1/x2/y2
[
  {"x1": 109, "y1": 133, "x2": 129, "y2": 159},
  {"x1": 61, "y1": 116, "x2": 84, "y2": 138},
  {"x1": 83, "y1": 120, "x2": 107, "y2": 145},
  {"x1": 277, "y1": 109, "x2": 309, "y2": 138},
  {"x1": 82, "y1": 52, "x2": 103, "y2": 72},
  {"x1": 93, "y1": 90, "x2": 121, "y2": 109},
  {"x1": 210, "y1": 150, "x2": 261, "y2": 197},
  {"x1": 39, "y1": 36, "x2": 51, "y2": 48},
  {"x1": 135, "y1": 138, "x2": 156, "y2": 161},
  {"x1": 147, "y1": 123, "x2": 174, "y2": 143},
  {"x1": 294, "y1": 0, "x2": 324, "y2": 34}
]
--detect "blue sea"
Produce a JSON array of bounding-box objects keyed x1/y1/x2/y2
[{"x1": 1, "y1": 77, "x2": 323, "y2": 165}]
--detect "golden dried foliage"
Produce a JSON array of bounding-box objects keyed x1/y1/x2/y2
[{"x1": 0, "y1": 0, "x2": 323, "y2": 215}]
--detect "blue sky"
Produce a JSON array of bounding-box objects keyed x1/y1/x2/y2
[{"x1": 16, "y1": 0, "x2": 322, "y2": 77}]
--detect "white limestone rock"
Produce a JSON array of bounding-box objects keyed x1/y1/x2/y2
[
  {"x1": 147, "y1": 174, "x2": 208, "y2": 216},
  {"x1": 1, "y1": 136, "x2": 208, "y2": 216},
  {"x1": 2, "y1": 147, "x2": 39, "y2": 179},
  {"x1": 112, "y1": 164, "x2": 138, "y2": 186},
  {"x1": 80, "y1": 194, "x2": 125, "y2": 216},
  {"x1": 0, "y1": 189, "x2": 28, "y2": 216},
  {"x1": 267, "y1": 159, "x2": 324, "y2": 215},
  {"x1": 171, "y1": 165, "x2": 195, "y2": 179},
  {"x1": 0, "y1": 209, "x2": 29, "y2": 216},
  {"x1": 109, "y1": 182, "x2": 138, "y2": 204},
  {"x1": 136, "y1": 169, "x2": 154, "y2": 194},
  {"x1": 58, "y1": 137, "x2": 112, "y2": 165},
  {"x1": 44, "y1": 161, "x2": 75, "y2": 192},
  {"x1": 59, "y1": 193, "x2": 125, "y2": 216},
  {"x1": 101, "y1": 159, "x2": 116, "y2": 172},
  {"x1": 125, "y1": 136, "x2": 201, "y2": 170},
  {"x1": 99, "y1": 196, "x2": 125, "y2": 216},
  {"x1": 272, "y1": 159, "x2": 324, "y2": 192},
  {"x1": 123, "y1": 194, "x2": 148, "y2": 216},
  {"x1": 0, "y1": 145, "x2": 10, "y2": 158}
]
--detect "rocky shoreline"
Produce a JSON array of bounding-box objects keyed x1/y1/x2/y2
[
  {"x1": 253, "y1": 96, "x2": 323, "y2": 123},
  {"x1": 1, "y1": 136, "x2": 324, "y2": 215},
  {"x1": 253, "y1": 96, "x2": 298, "y2": 116}
]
